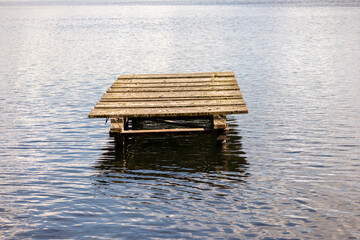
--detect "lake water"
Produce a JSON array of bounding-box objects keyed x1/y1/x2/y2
[{"x1": 0, "y1": 1, "x2": 359, "y2": 239}]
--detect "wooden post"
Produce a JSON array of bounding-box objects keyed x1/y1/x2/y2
[
  {"x1": 114, "y1": 135, "x2": 127, "y2": 149},
  {"x1": 110, "y1": 117, "x2": 125, "y2": 133},
  {"x1": 110, "y1": 117, "x2": 127, "y2": 148},
  {"x1": 213, "y1": 115, "x2": 228, "y2": 144}
]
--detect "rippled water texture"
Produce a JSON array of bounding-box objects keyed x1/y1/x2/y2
[{"x1": 0, "y1": 3, "x2": 359, "y2": 239}]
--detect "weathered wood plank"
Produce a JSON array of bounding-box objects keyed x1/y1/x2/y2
[
  {"x1": 95, "y1": 99, "x2": 245, "y2": 108},
  {"x1": 89, "y1": 105, "x2": 248, "y2": 118},
  {"x1": 101, "y1": 90, "x2": 243, "y2": 99},
  {"x1": 99, "y1": 96, "x2": 243, "y2": 102},
  {"x1": 111, "y1": 128, "x2": 227, "y2": 136},
  {"x1": 107, "y1": 85, "x2": 240, "y2": 93},
  {"x1": 113, "y1": 77, "x2": 237, "y2": 84},
  {"x1": 110, "y1": 82, "x2": 238, "y2": 88},
  {"x1": 89, "y1": 71, "x2": 248, "y2": 120},
  {"x1": 96, "y1": 103, "x2": 246, "y2": 110},
  {"x1": 118, "y1": 71, "x2": 234, "y2": 79}
]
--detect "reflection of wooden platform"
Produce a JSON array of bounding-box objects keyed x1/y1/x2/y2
[{"x1": 89, "y1": 71, "x2": 248, "y2": 145}]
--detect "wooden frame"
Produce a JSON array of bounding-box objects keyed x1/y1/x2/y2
[{"x1": 89, "y1": 72, "x2": 247, "y2": 146}]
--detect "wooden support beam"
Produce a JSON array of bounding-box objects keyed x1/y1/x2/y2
[
  {"x1": 213, "y1": 115, "x2": 227, "y2": 130},
  {"x1": 110, "y1": 117, "x2": 125, "y2": 133},
  {"x1": 118, "y1": 128, "x2": 211, "y2": 136},
  {"x1": 148, "y1": 118, "x2": 205, "y2": 129},
  {"x1": 213, "y1": 115, "x2": 228, "y2": 143},
  {"x1": 114, "y1": 135, "x2": 127, "y2": 149},
  {"x1": 110, "y1": 118, "x2": 129, "y2": 149}
]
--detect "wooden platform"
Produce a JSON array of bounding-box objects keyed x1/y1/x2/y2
[{"x1": 88, "y1": 71, "x2": 248, "y2": 144}]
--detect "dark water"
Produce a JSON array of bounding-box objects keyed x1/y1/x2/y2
[{"x1": 1, "y1": 2, "x2": 359, "y2": 239}]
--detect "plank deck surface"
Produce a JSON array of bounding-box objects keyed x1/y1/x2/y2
[{"x1": 89, "y1": 71, "x2": 248, "y2": 118}]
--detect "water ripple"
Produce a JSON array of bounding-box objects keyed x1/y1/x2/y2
[{"x1": 1, "y1": 4, "x2": 360, "y2": 239}]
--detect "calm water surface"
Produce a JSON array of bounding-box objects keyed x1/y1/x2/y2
[{"x1": 0, "y1": 2, "x2": 359, "y2": 239}]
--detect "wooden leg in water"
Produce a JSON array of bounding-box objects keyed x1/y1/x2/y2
[
  {"x1": 213, "y1": 115, "x2": 228, "y2": 144},
  {"x1": 110, "y1": 117, "x2": 128, "y2": 149},
  {"x1": 114, "y1": 135, "x2": 127, "y2": 149}
]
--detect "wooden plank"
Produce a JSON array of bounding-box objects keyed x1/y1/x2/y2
[
  {"x1": 107, "y1": 85, "x2": 240, "y2": 93},
  {"x1": 96, "y1": 103, "x2": 246, "y2": 109},
  {"x1": 99, "y1": 96, "x2": 243, "y2": 102},
  {"x1": 113, "y1": 77, "x2": 237, "y2": 84},
  {"x1": 110, "y1": 123, "x2": 124, "y2": 133},
  {"x1": 110, "y1": 82, "x2": 238, "y2": 88},
  {"x1": 101, "y1": 90, "x2": 243, "y2": 99},
  {"x1": 118, "y1": 71, "x2": 234, "y2": 79},
  {"x1": 89, "y1": 105, "x2": 248, "y2": 118},
  {"x1": 95, "y1": 99, "x2": 245, "y2": 108},
  {"x1": 122, "y1": 128, "x2": 207, "y2": 134},
  {"x1": 112, "y1": 128, "x2": 227, "y2": 136},
  {"x1": 110, "y1": 128, "x2": 227, "y2": 136}
]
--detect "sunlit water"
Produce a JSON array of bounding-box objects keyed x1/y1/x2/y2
[{"x1": 0, "y1": 2, "x2": 359, "y2": 239}]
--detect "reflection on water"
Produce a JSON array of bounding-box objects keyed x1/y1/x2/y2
[
  {"x1": 88, "y1": 121, "x2": 253, "y2": 239},
  {"x1": 93, "y1": 119, "x2": 248, "y2": 196}
]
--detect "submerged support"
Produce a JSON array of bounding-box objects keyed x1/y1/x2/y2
[
  {"x1": 110, "y1": 115, "x2": 229, "y2": 144},
  {"x1": 114, "y1": 135, "x2": 128, "y2": 149},
  {"x1": 213, "y1": 115, "x2": 228, "y2": 144},
  {"x1": 110, "y1": 117, "x2": 128, "y2": 148},
  {"x1": 110, "y1": 117, "x2": 125, "y2": 133}
]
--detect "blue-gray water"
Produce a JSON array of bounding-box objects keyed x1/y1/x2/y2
[{"x1": 1, "y1": 2, "x2": 359, "y2": 239}]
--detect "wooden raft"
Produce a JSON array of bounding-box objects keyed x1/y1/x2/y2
[{"x1": 88, "y1": 71, "x2": 248, "y2": 144}]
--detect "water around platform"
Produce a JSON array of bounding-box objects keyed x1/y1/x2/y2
[{"x1": 0, "y1": 1, "x2": 359, "y2": 239}]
